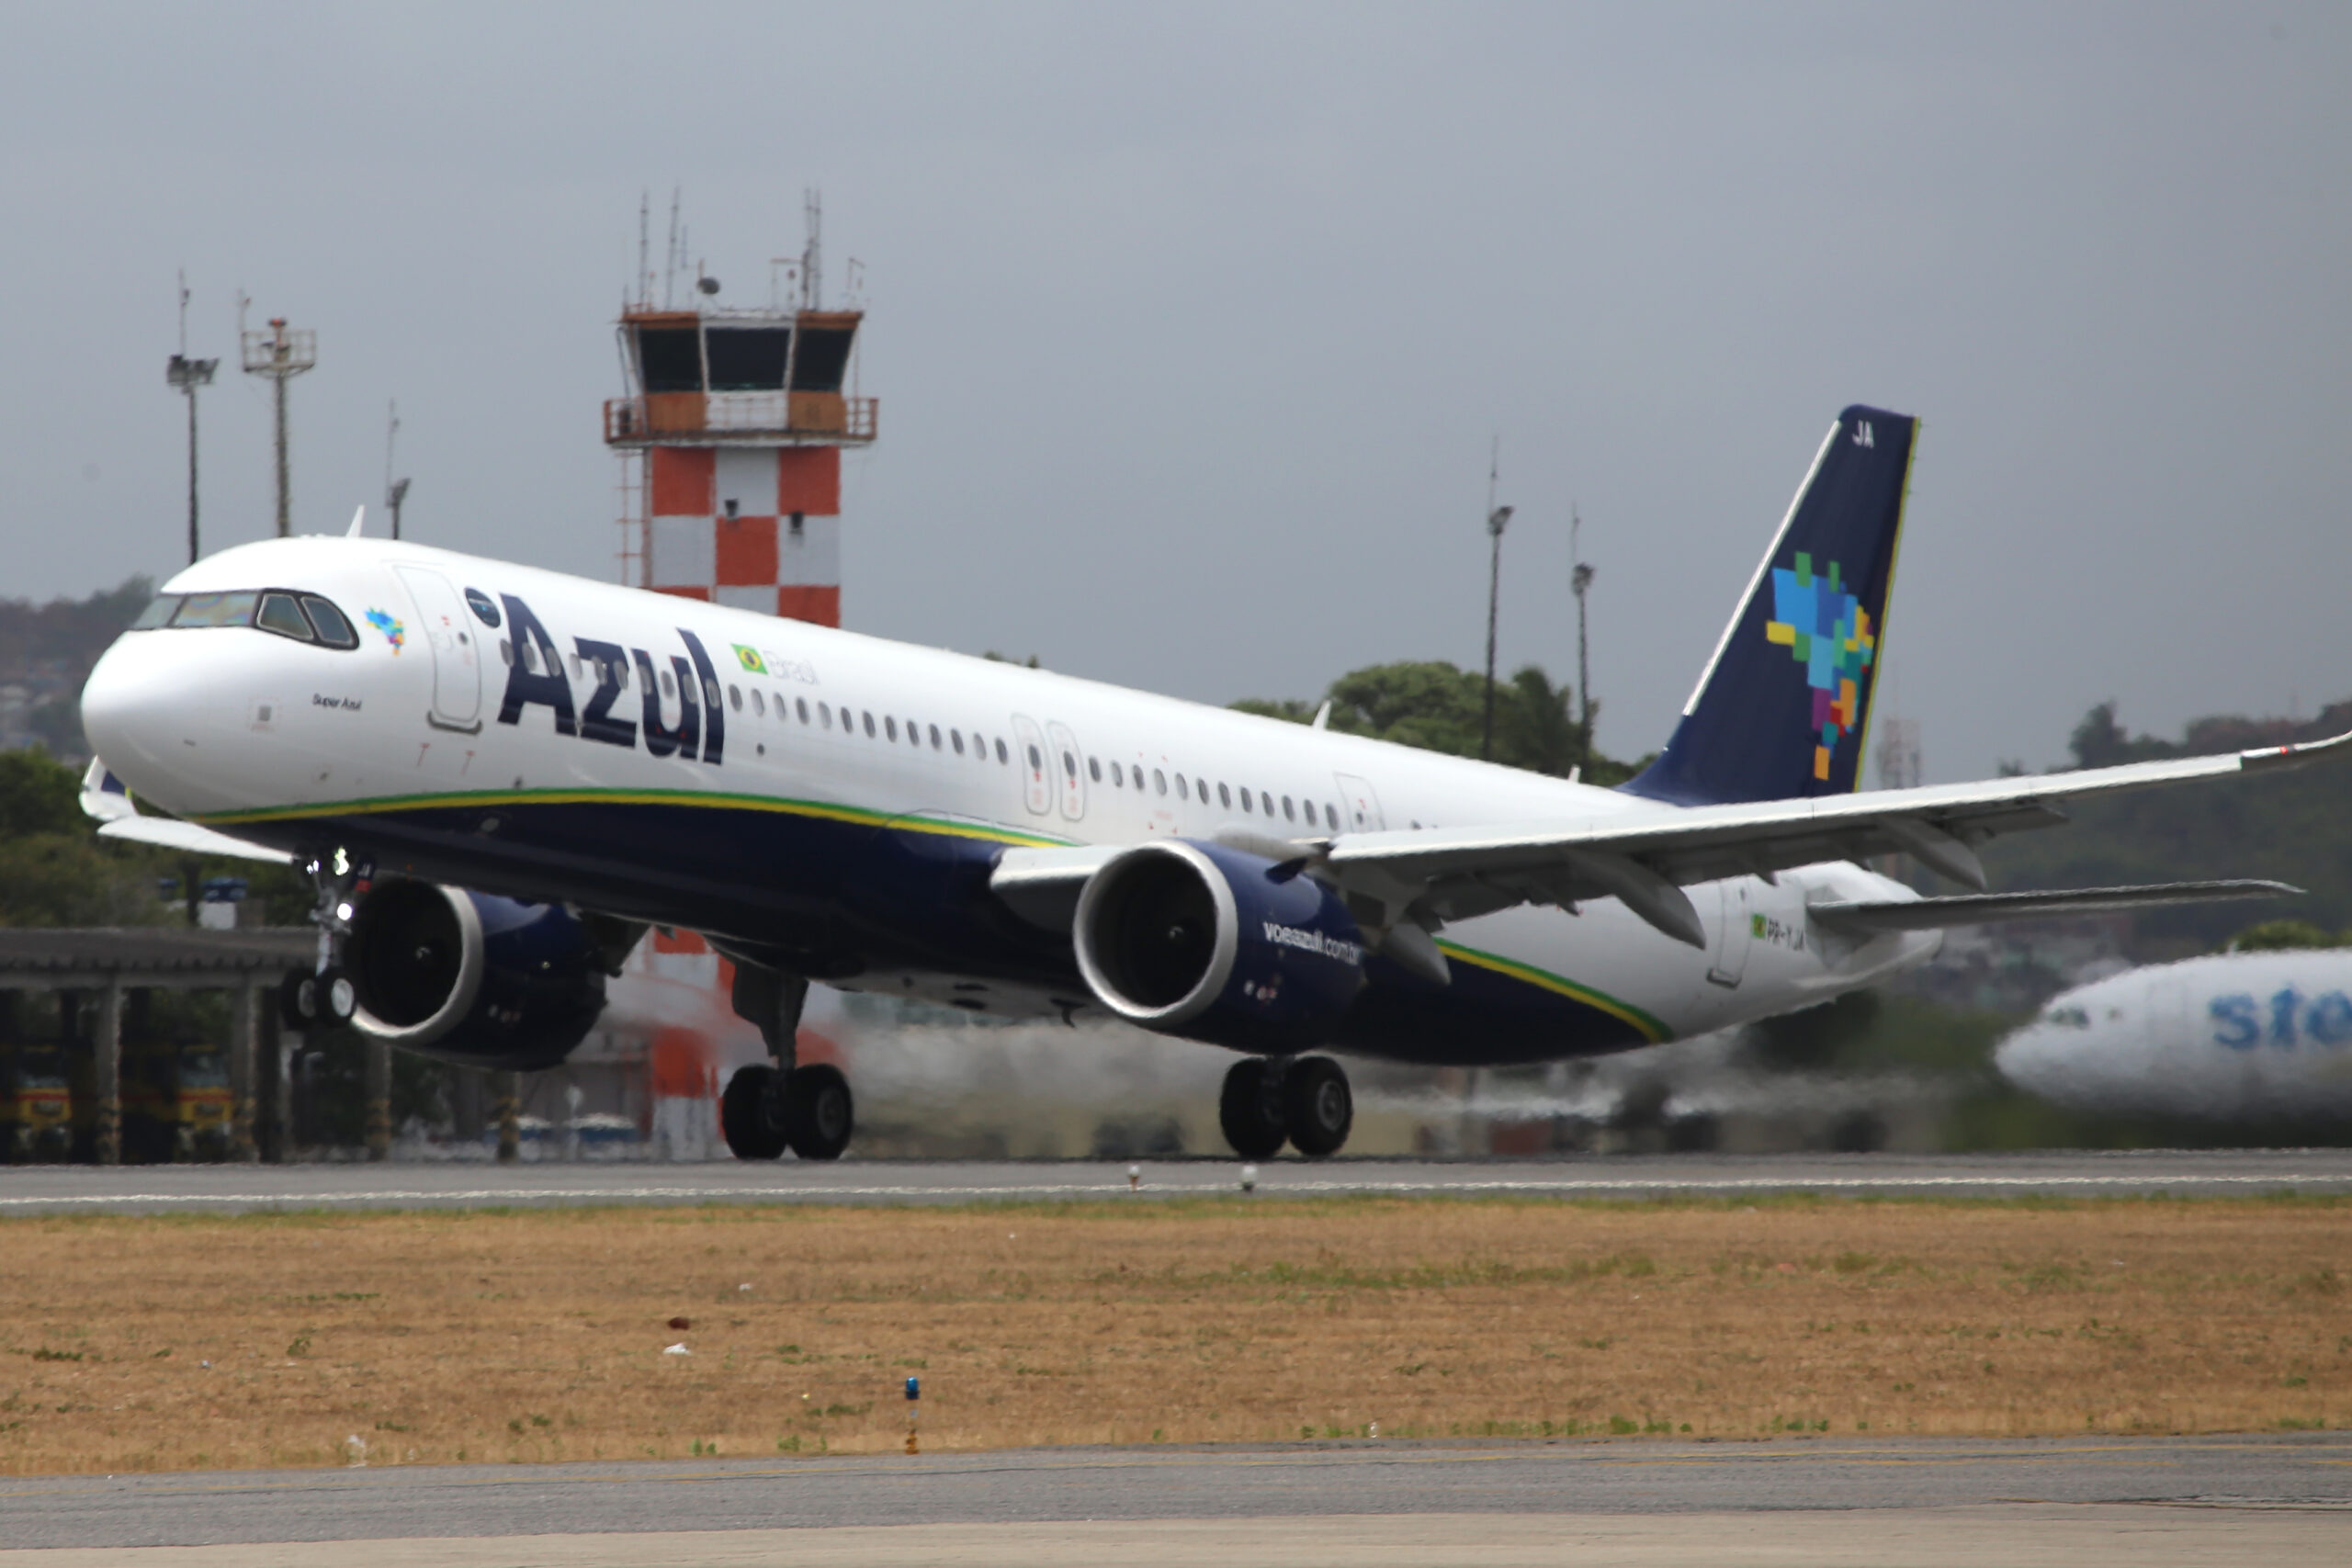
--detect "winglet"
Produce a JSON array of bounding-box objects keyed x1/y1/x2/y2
[
  {"x1": 346, "y1": 504, "x2": 366, "y2": 538},
  {"x1": 2241, "y1": 727, "x2": 2352, "y2": 773}
]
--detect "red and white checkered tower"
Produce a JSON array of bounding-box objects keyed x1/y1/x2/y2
[{"x1": 605, "y1": 204, "x2": 875, "y2": 624}]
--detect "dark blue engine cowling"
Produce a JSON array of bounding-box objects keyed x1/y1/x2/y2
[
  {"x1": 1072, "y1": 840, "x2": 1367, "y2": 1052},
  {"x1": 345, "y1": 880, "x2": 608, "y2": 1071}
]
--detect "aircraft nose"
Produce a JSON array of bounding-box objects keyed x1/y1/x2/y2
[{"x1": 81, "y1": 635, "x2": 213, "y2": 784}]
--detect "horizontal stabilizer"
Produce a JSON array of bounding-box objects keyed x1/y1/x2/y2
[{"x1": 1807, "y1": 879, "x2": 2298, "y2": 933}]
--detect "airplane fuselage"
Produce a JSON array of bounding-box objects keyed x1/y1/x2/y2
[{"x1": 83, "y1": 535, "x2": 1937, "y2": 1066}]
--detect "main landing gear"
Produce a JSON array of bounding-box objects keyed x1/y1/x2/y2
[
  {"x1": 721, "y1": 963, "x2": 854, "y2": 1161},
  {"x1": 1219, "y1": 1055, "x2": 1353, "y2": 1159},
  {"x1": 721, "y1": 1061, "x2": 854, "y2": 1162}
]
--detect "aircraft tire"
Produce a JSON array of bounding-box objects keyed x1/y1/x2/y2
[
  {"x1": 1218, "y1": 1058, "x2": 1288, "y2": 1160},
  {"x1": 720, "y1": 1065, "x2": 790, "y2": 1161},
  {"x1": 278, "y1": 970, "x2": 317, "y2": 1030},
  {"x1": 317, "y1": 965, "x2": 357, "y2": 1025},
  {"x1": 783, "y1": 1063, "x2": 854, "y2": 1161},
  {"x1": 1283, "y1": 1055, "x2": 1353, "y2": 1158}
]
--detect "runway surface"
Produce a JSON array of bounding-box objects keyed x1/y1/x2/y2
[
  {"x1": 2, "y1": 1147, "x2": 2349, "y2": 1213},
  {"x1": 5, "y1": 1437, "x2": 2347, "y2": 1563}
]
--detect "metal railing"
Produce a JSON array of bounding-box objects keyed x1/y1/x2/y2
[{"x1": 604, "y1": 394, "x2": 877, "y2": 446}]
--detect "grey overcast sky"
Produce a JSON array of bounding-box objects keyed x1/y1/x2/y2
[{"x1": 3, "y1": 3, "x2": 2345, "y2": 780}]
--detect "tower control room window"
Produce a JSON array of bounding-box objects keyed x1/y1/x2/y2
[
  {"x1": 634, "y1": 327, "x2": 703, "y2": 394},
  {"x1": 704, "y1": 326, "x2": 789, "y2": 390}
]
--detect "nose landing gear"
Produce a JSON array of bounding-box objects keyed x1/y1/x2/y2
[{"x1": 1218, "y1": 1055, "x2": 1353, "y2": 1159}]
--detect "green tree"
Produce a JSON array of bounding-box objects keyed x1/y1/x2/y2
[
  {"x1": 1236, "y1": 659, "x2": 1645, "y2": 783},
  {"x1": 2227, "y1": 919, "x2": 2344, "y2": 953},
  {"x1": 0, "y1": 749, "x2": 81, "y2": 837}
]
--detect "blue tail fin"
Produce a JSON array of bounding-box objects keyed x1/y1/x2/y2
[{"x1": 1623, "y1": 405, "x2": 1917, "y2": 807}]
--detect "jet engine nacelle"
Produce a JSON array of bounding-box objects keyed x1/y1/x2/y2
[
  {"x1": 345, "y1": 880, "x2": 609, "y2": 1070},
  {"x1": 1073, "y1": 840, "x2": 1368, "y2": 1051}
]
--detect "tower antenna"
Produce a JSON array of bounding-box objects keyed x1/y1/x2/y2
[
  {"x1": 664, "y1": 186, "x2": 681, "y2": 309},
  {"x1": 1480, "y1": 436, "x2": 1513, "y2": 761},
  {"x1": 802, "y1": 187, "x2": 822, "y2": 310}
]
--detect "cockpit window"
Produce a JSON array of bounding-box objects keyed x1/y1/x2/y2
[
  {"x1": 173, "y1": 591, "x2": 259, "y2": 627},
  {"x1": 256, "y1": 592, "x2": 312, "y2": 640},
  {"x1": 300, "y1": 595, "x2": 358, "y2": 649},
  {"x1": 141, "y1": 588, "x2": 357, "y2": 649}
]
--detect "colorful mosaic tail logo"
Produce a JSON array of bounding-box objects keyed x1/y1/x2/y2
[{"x1": 1764, "y1": 552, "x2": 1874, "y2": 782}]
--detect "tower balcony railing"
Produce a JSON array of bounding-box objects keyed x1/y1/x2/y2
[{"x1": 604, "y1": 392, "x2": 878, "y2": 447}]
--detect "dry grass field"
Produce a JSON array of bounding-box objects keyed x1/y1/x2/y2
[{"x1": 1, "y1": 1194, "x2": 2346, "y2": 1474}]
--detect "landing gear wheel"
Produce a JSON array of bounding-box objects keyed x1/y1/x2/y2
[
  {"x1": 720, "y1": 1065, "x2": 790, "y2": 1160},
  {"x1": 782, "y1": 1064, "x2": 854, "y2": 1161},
  {"x1": 1219, "y1": 1058, "x2": 1287, "y2": 1159},
  {"x1": 317, "y1": 965, "x2": 357, "y2": 1025},
  {"x1": 1283, "y1": 1055, "x2": 1352, "y2": 1157},
  {"x1": 279, "y1": 970, "x2": 319, "y2": 1030}
]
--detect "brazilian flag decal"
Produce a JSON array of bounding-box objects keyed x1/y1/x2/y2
[{"x1": 732, "y1": 644, "x2": 767, "y2": 675}]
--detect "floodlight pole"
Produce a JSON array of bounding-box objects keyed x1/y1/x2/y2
[
  {"x1": 1480, "y1": 440, "x2": 1513, "y2": 761},
  {"x1": 241, "y1": 317, "x2": 317, "y2": 538},
  {"x1": 165, "y1": 276, "x2": 218, "y2": 564},
  {"x1": 1571, "y1": 504, "x2": 1595, "y2": 776}
]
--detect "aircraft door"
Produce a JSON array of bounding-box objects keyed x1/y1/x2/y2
[
  {"x1": 1332, "y1": 773, "x2": 1385, "y2": 832},
  {"x1": 1046, "y1": 720, "x2": 1086, "y2": 821},
  {"x1": 1012, "y1": 715, "x2": 1052, "y2": 816},
  {"x1": 1707, "y1": 880, "x2": 1753, "y2": 989},
  {"x1": 393, "y1": 566, "x2": 481, "y2": 733}
]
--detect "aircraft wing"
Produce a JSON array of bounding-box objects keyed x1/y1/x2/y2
[
  {"x1": 79, "y1": 758, "x2": 295, "y2": 866},
  {"x1": 1316, "y1": 728, "x2": 2351, "y2": 947}
]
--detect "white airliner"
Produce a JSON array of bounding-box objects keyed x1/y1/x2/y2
[
  {"x1": 1997, "y1": 949, "x2": 2352, "y2": 1122},
  {"x1": 76, "y1": 405, "x2": 2336, "y2": 1160}
]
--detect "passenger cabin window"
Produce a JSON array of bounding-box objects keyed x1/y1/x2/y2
[
  {"x1": 995, "y1": 738, "x2": 1009, "y2": 763},
  {"x1": 751, "y1": 688, "x2": 765, "y2": 716},
  {"x1": 1152, "y1": 769, "x2": 1167, "y2": 795},
  {"x1": 1109, "y1": 761, "x2": 1121, "y2": 786},
  {"x1": 1261, "y1": 791, "x2": 1274, "y2": 816},
  {"x1": 729, "y1": 684, "x2": 742, "y2": 711},
  {"x1": 1218, "y1": 783, "x2": 1231, "y2": 807},
  {"x1": 1239, "y1": 788, "x2": 1253, "y2": 814},
  {"x1": 1282, "y1": 795, "x2": 1295, "y2": 820},
  {"x1": 930, "y1": 724, "x2": 943, "y2": 750},
  {"x1": 1088, "y1": 757, "x2": 1102, "y2": 783},
  {"x1": 798, "y1": 697, "x2": 811, "y2": 724},
  {"x1": 952, "y1": 729, "x2": 966, "y2": 755},
  {"x1": 1174, "y1": 773, "x2": 1186, "y2": 800},
  {"x1": 1325, "y1": 803, "x2": 1339, "y2": 830},
  {"x1": 1026, "y1": 743, "x2": 1043, "y2": 771},
  {"x1": 863, "y1": 712, "x2": 876, "y2": 738},
  {"x1": 1194, "y1": 777, "x2": 1206, "y2": 801},
  {"x1": 1062, "y1": 750, "x2": 1078, "y2": 779},
  {"x1": 661, "y1": 668, "x2": 676, "y2": 698}
]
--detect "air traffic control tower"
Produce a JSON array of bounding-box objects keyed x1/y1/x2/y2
[{"x1": 604, "y1": 232, "x2": 875, "y2": 626}]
